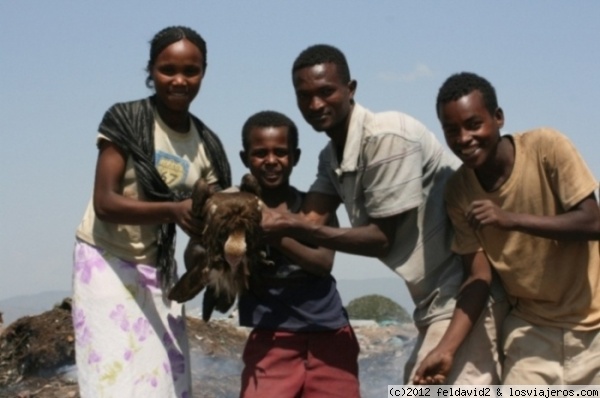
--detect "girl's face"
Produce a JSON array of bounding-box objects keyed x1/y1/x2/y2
[{"x1": 151, "y1": 39, "x2": 205, "y2": 114}]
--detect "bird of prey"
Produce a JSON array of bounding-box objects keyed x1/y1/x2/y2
[{"x1": 168, "y1": 174, "x2": 268, "y2": 321}]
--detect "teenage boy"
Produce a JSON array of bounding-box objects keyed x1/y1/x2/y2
[
  {"x1": 434, "y1": 71, "x2": 600, "y2": 384},
  {"x1": 238, "y1": 110, "x2": 360, "y2": 397},
  {"x1": 261, "y1": 44, "x2": 508, "y2": 385}
]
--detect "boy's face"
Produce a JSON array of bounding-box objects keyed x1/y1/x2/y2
[
  {"x1": 240, "y1": 126, "x2": 300, "y2": 190},
  {"x1": 438, "y1": 90, "x2": 504, "y2": 169},
  {"x1": 292, "y1": 62, "x2": 356, "y2": 137}
]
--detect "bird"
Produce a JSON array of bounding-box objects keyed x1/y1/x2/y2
[{"x1": 168, "y1": 173, "x2": 268, "y2": 321}]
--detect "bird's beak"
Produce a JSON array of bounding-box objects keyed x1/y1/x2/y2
[{"x1": 224, "y1": 229, "x2": 246, "y2": 271}]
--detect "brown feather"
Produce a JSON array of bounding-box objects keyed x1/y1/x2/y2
[{"x1": 168, "y1": 174, "x2": 267, "y2": 321}]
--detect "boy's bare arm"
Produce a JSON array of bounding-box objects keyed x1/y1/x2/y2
[
  {"x1": 273, "y1": 237, "x2": 335, "y2": 276},
  {"x1": 466, "y1": 193, "x2": 600, "y2": 240},
  {"x1": 413, "y1": 251, "x2": 491, "y2": 385}
]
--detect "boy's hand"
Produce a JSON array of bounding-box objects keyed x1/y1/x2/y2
[
  {"x1": 412, "y1": 348, "x2": 453, "y2": 385},
  {"x1": 466, "y1": 200, "x2": 515, "y2": 230}
]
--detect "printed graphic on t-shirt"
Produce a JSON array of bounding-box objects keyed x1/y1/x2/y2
[{"x1": 155, "y1": 151, "x2": 189, "y2": 187}]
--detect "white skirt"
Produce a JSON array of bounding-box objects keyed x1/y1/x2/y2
[{"x1": 72, "y1": 240, "x2": 192, "y2": 397}]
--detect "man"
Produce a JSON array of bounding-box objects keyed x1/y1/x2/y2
[{"x1": 261, "y1": 44, "x2": 507, "y2": 384}]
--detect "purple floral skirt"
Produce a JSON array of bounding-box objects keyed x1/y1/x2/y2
[{"x1": 72, "y1": 240, "x2": 191, "y2": 397}]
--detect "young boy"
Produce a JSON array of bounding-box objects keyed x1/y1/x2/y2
[
  {"x1": 237, "y1": 110, "x2": 360, "y2": 397},
  {"x1": 434, "y1": 71, "x2": 600, "y2": 384}
]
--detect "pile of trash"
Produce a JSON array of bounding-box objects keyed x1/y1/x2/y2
[
  {"x1": 0, "y1": 299, "x2": 77, "y2": 397},
  {"x1": 0, "y1": 299, "x2": 416, "y2": 398}
]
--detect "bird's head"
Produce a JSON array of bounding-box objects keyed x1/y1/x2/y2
[
  {"x1": 223, "y1": 228, "x2": 246, "y2": 271},
  {"x1": 204, "y1": 191, "x2": 262, "y2": 271}
]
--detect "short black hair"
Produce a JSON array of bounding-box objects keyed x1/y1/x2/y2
[
  {"x1": 292, "y1": 44, "x2": 351, "y2": 84},
  {"x1": 145, "y1": 26, "x2": 207, "y2": 88},
  {"x1": 436, "y1": 72, "x2": 498, "y2": 116},
  {"x1": 241, "y1": 110, "x2": 299, "y2": 151}
]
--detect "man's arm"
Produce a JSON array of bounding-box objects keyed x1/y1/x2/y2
[
  {"x1": 412, "y1": 251, "x2": 492, "y2": 385},
  {"x1": 466, "y1": 193, "x2": 600, "y2": 240},
  {"x1": 261, "y1": 191, "x2": 401, "y2": 258}
]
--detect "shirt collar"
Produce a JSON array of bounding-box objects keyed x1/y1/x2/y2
[{"x1": 329, "y1": 103, "x2": 368, "y2": 175}]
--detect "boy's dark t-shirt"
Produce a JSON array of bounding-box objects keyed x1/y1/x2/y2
[{"x1": 238, "y1": 187, "x2": 349, "y2": 331}]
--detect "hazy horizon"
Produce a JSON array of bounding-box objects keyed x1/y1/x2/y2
[{"x1": 0, "y1": 276, "x2": 414, "y2": 326}]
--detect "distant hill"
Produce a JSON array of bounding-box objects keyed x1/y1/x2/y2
[
  {"x1": 335, "y1": 277, "x2": 414, "y2": 314},
  {"x1": 0, "y1": 278, "x2": 415, "y2": 326}
]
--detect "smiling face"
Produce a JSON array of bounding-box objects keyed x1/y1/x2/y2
[
  {"x1": 151, "y1": 38, "x2": 205, "y2": 115},
  {"x1": 438, "y1": 90, "x2": 504, "y2": 170},
  {"x1": 240, "y1": 126, "x2": 299, "y2": 190},
  {"x1": 293, "y1": 62, "x2": 356, "y2": 141}
]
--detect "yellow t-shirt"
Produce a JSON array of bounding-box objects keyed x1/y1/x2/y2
[
  {"x1": 445, "y1": 128, "x2": 600, "y2": 330},
  {"x1": 76, "y1": 112, "x2": 218, "y2": 265}
]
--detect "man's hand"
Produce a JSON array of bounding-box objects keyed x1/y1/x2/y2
[
  {"x1": 412, "y1": 348, "x2": 453, "y2": 385},
  {"x1": 261, "y1": 207, "x2": 293, "y2": 238}
]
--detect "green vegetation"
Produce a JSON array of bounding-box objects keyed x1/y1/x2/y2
[{"x1": 346, "y1": 294, "x2": 411, "y2": 323}]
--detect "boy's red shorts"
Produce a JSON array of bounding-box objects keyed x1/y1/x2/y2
[{"x1": 240, "y1": 325, "x2": 360, "y2": 398}]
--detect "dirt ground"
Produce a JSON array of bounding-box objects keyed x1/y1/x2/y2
[
  {"x1": 0, "y1": 299, "x2": 249, "y2": 398},
  {"x1": 0, "y1": 299, "x2": 415, "y2": 398}
]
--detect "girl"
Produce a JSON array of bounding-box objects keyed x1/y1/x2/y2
[{"x1": 72, "y1": 26, "x2": 230, "y2": 397}]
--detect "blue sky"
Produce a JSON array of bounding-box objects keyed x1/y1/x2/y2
[{"x1": 1, "y1": 2, "x2": 599, "y2": 312}]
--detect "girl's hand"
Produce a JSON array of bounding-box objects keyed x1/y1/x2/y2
[{"x1": 173, "y1": 199, "x2": 201, "y2": 236}]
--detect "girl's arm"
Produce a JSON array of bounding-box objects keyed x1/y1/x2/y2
[{"x1": 93, "y1": 141, "x2": 196, "y2": 234}]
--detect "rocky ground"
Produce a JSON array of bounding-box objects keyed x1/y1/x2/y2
[{"x1": 0, "y1": 299, "x2": 416, "y2": 398}]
